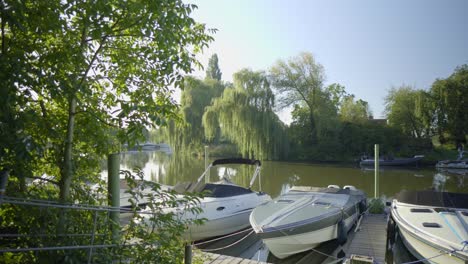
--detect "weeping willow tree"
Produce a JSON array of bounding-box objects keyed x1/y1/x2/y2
[
  {"x1": 162, "y1": 76, "x2": 224, "y2": 153},
  {"x1": 203, "y1": 69, "x2": 289, "y2": 160}
]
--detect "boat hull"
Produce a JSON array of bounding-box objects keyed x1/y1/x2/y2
[
  {"x1": 259, "y1": 211, "x2": 358, "y2": 259},
  {"x1": 360, "y1": 156, "x2": 423, "y2": 167},
  {"x1": 155, "y1": 192, "x2": 271, "y2": 241},
  {"x1": 398, "y1": 223, "x2": 466, "y2": 264},
  {"x1": 391, "y1": 191, "x2": 468, "y2": 264},
  {"x1": 184, "y1": 208, "x2": 252, "y2": 241},
  {"x1": 250, "y1": 186, "x2": 366, "y2": 259},
  {"x1": 436, "y1": 160, "x2": 468, "y2": 169}
]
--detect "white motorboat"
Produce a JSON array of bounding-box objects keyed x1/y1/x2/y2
[
  {"x1": 140, "y1": 158, "x2": 271, "y2": 241},
  {"x1": 436, "y1": 160, "x2": 468, "y2": 169},
  {"x1": 249, "y1": 185, "x2": 366, "y2": 259},
  {"x1": 390, "y1": 190, "x2": 468, "y2": 264}
]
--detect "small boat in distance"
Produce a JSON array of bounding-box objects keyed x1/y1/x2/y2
[
  {"x1": 359, "y1": 155, "x2": 424, "y2": 167},
  {"x1": 249, "y1": 185, "x2": 366, "y2": 259},
  {"x1": 436, "y1": 149, "x2": 468, "y2": 169},
  {"x1": 390, "y1": 190, "x2": 468, "y2": 264},
  {"x1": 140, "y1": 158, "x2": 271, "y2": 241}
]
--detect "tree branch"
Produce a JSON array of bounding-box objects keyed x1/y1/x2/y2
[{"x1": 26, "y1": 176, "x2": 60, "y2": 186}]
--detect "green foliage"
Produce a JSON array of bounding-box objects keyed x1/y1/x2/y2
[
  {"x1": 205, "y1": 53, "x2": 222, "y2": 81},
  {"x1": 0, "y1": 0, "x2": 212, "y2": 201},
  {"x1": 163, "y1": 77, "x2": 224, "y2": 154},
  {"x1": 0, "y1": 177, "x2": 112, "y2": 263},
  {"x1": 429, "y1": 65, "x2": 468, "y2": 145},
  {"x1": 203, "y1": 69, "x2": 289, "y2": 160},
  {"x1": 119, "y1": 169, "x2": 204, "y2": 264},
  {"x1": 385, "y1": 86, "x2": 430, "y2": 139},
  {"x1": 0, "y1": 1, "x2": 213, "y2": 262},
  {"x1": 340, "y1": 96, "x2": 371, "y2": 124},
  {"x1": 270, "y1": 52, "x2": 326, "y2": 143},
  {"x1": 368, "y1": 198, "x2": 385, "y2": 214}
]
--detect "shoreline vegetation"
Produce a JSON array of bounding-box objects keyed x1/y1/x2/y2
[{"x1": 155, "y1": 53, "x2": 466, "y2": 166}]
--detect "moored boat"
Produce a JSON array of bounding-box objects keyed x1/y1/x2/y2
[
  {"x1": 390, "y1": 190, "x2": 468, "y2": 264},
  {"x1": 359, "y1": 155, "x2": 424, "y2": 167},
  {"x1": 436, "y1": 160, "x2": 468, "y2": 169},
  {"x1": 249, "y1": 185, "x2": 366, "y2": 259},
  {"x1": 140, "y1": 158, "x2": 271, "y2": 241}
]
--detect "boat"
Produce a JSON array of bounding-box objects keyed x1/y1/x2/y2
[
  {"x1": 359, "y1": 155, "x2": 424, "y2": 167},
  {"x1": 436, "y1": 160, "x2": 468, "y2": 169},
  {"x1": 140, "y1": 158, "x2": 271, "y2": 241},
  {"x1": 390, "y1": 190, "x2": 468, "y2": 264},
  {"x1": 436, "y1": 148, "x2": 468, "y2": 169},
  {"x1": 249, "y1": 185, "x2": 367, "y2": 259}
]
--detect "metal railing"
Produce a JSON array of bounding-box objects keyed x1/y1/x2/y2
[{"x1": 0, "y1": 195, "x2": 128, "y2": 263}]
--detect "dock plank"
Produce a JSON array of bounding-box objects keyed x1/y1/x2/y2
[{"x1": 345, "y1": 214, "x2": 387, "y2": 263}]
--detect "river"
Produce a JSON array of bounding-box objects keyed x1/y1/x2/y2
[
  {"x1": 109, "y1": 150, "x2": 468, "y2": 198},
  {"x1": 109, "y1": 150, "x2": 467, "y2": 263}
]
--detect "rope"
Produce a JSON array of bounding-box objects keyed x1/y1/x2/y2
[
  {"x1": 193, "y1": 227, "x2": 253, "y2": 246},
  {"x1": 400, "y1": 249, "x2": 457, "y2": 264},
  {"x1": 397, "y1": 230, "x2": 468, "y2": 264},
  {"x1": 198, "y1": 230, "x2": 255, "y2": 252}
]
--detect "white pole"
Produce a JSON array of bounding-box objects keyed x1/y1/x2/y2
[
  {"x1": 204, "y1": 146, "x2": 209, "y2": 183},
  {"x1": 374, "y1": 144, "x2": 379, "y2": 199}
]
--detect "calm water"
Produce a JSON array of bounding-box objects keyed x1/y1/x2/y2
[
  {"x1": 109, "y1": 150, "x2": 467, "y2": 262},
  {"x1": 108, "y1": 150, "x2": 468, "y2": 198}
]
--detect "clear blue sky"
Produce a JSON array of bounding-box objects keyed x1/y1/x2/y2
[{"x1": 187, "y1": 0, "x2": 468, "y2": 123}]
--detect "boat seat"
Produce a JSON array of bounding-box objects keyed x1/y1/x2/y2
[{"x1": 327, "y1": 185, "x2": 340, "y2": 189}]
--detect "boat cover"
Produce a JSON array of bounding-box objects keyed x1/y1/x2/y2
[
  {"x1": 212, "y1": 158, "x2": 261, "y2": 166},
  {"x1": 396, "y1": 190, "x2": 468, "y2": 209}
]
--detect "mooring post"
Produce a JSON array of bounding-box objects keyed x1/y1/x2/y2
[
  {"x1": 204, "y1": 145, "x2": 209, "y2": 183},
  {"x1": 108, "y1": 153, "x2": 120, "y2": 243},
  {"x1": 374, "y1": 144, "x2": 380, "y2": 199},
  {"x1": 184, "y1": 243, "x2": 192, "y2": 264},
  {"x1": 0, "y1": 170, "x2": 9, "y2": 205}
]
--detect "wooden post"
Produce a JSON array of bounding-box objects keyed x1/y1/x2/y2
[
  {"x1": 184, "y1": 244, "x2": 192, "y2": 264},
  {"x1": 374, "y1": 144, "x2": 379, "y2": 199},
  {"x1": 108, "y1": 153, "x2": 120, "y2": 243},
  {"x1": 0, "y1": 170, "x2": 9, "y2": 196}
]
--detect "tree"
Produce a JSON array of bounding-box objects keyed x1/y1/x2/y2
[
  {"x1": 203, "y1": 69, "x2": 288, "y2": 159},
  {"x1": 0, "y1": 0, "x2": 213, "y2": 237},
  {"x1": 206, "y1": 53, "x2": 222, "y2": 81},
  {"x1": 430, "y1": 65, "x2": 468, "y2": 145},
  {"x1": 164, "y1": 76, "x2": 224, "y2": 153},
  {"x1": 288, "y1": 88, "x2": 341, "y2": 160},
  {"x1": 340, "y1": 96, "x2": 371, "y2": 124},
  {"x1": 385, "y1": 86, "x2": 428, "y2": 138},
  {"x1": 270, "y1": 52, "x2": 325, "y2": 143}
]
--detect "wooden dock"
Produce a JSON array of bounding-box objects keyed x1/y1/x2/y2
[
  {"x1": 197, "y1": 252, "x2": 271, "y2": 264},
  {"x1": 326, "y1": 213, "x2": 388, "y2": 264},
  {"x1": 194, "y1": 213, "x2": 388, "y2": 264}
]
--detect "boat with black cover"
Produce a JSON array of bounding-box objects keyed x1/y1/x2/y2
[
  {"x1": 359, "y1": 155, "x2": 424, "y2": 167},
  {"x1": 140, "y1": 158, "x2": 271, "y2": 241}
]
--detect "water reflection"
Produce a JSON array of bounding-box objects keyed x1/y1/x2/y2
[
  {"x1": 432, "y1": 173, "x2": 447, "y2": 191},
  {"x1": 104, "y1": 151, "x2": 468, "y2": 198}
]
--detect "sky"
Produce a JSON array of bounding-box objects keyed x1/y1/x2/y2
[{"x1": 186, "y1": 0, "x2": 468, "y2": 124}]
